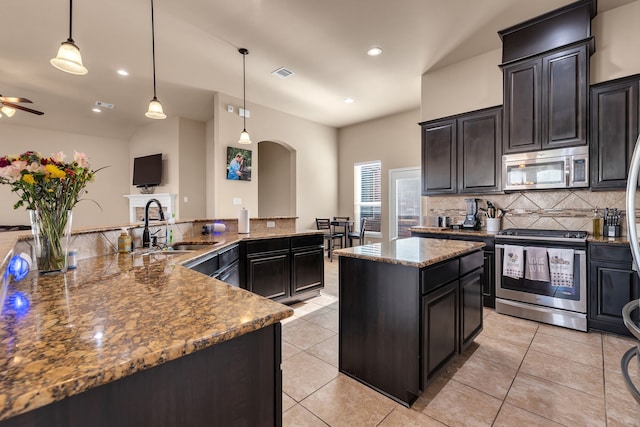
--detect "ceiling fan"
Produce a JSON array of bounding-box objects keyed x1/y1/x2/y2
[{"x1": 0, "y1": 95, "x2": 44, "y2": 118}]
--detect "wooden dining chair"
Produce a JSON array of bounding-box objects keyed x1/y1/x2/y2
[
  {"x1": 316, "y1": 218, "x2": 344, "y2": 261},
  {"x1": 332, "y1": 216, "x2": 351, "y2": 236},
  {"x1": 348, "y1": 217, "x2": 367, "y2": 247}
]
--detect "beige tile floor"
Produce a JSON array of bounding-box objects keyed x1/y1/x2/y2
[{"x1": 281, "y1": 258, "x2": 640, "y2": 426}]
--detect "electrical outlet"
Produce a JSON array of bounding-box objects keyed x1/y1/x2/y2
[
  {"x1": 233, "y1": 198, "x2": 241, "y2": 205},
  {"x1": 226, "y1": 105, "x2": 234, "y2": 113},
  {"x1": 266, "y1": 221, "x2": 275, "y2": 228},
  {"x1": 183, "y1": 196, "x2": 188, "y2": 203}
]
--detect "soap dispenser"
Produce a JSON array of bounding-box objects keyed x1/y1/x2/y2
[{"x1": 118, "y1": 228, "x2": 132, "y2": 253}]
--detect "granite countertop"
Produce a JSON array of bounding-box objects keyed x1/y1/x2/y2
[
  {"x1": 411, "y1": 226, "x2": 633, "y2": 246},
  {"x1": 0, "y1": 230, "x2": 314, "y2": 422},
  {"x1": 409, "y1": 226, "x2": 496, "y2": 238},
  {"x1": 334, "y1": 237, "x2": 485, "y2": 268}
]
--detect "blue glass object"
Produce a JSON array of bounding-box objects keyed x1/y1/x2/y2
[{"x1": 7, "y1": 253, "x2": 31, "y2": 281}]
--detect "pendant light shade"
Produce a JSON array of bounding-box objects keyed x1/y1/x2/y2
[
  {"x1": 50, "y1": 0, "x2": 88, "y2": 75},
  {"x1": 238, "y1": 48, "x2": 251, "y2": 144},
  {"x1": 145, "y1": 0, "x2": 166, "y2": 120},
  {"x1": 1, "y1": 106, "x2": 16, "y2": 118},
  {"x1": 145, "y1": 97, "x2": 166, "y2": 119}
]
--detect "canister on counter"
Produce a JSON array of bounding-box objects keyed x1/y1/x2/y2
[{"x1": 67, "y1": 249, "x2": 78, "y2": 269}]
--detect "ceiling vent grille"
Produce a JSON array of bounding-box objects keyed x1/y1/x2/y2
[{"x1": 272, "y1": 67, "x2": 294, "y2": 79}]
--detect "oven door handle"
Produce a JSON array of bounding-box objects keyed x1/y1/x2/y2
[{"x1": 495, "y1": 244, "x2": 586, "y2": 257}]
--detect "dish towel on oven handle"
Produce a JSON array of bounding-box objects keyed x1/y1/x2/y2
[
  {"x1": 525, "y1": 247, "x2": 550, "y2": 282},
  {"x1": 547, "y1": 248, "x2": 575, "y2": 288},
  {"x1": 503, "y1": 245, "x2": 524, "y2": 279}
]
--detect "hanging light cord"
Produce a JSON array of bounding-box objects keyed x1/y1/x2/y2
[
  {"x1": 150, "y1": 0, "x2": 158, "y2": 99},
  {"x1": 67, "y1": 0, "x2": 75, "y2": 42},
  {"x1": 241, "y1": 48, "x2": 248, "y2": 130}
]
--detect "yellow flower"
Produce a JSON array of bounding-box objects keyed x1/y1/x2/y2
[
  {"x1": 45, "y1": 164, "x2": 66, "y2": 179},
  {"x1": 22, "y1": 174, "x2": 35, "y2": 185}
]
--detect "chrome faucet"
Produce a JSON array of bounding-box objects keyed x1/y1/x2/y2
[{"x1": 143, "y1": 198, "x2": 165, "y2": 248}]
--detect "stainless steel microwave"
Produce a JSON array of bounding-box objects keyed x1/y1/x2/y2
[{"x1": 502, "y1": 146, "x2": 589, "y2": 191}]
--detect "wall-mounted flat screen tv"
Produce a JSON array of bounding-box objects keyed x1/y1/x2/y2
[{"x1": 133, "y1": 153, "x2": 163, "y2": 188}]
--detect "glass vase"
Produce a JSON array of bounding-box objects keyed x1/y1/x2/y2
[{"x1": 29, "y1": 209, "x2": 73, "y2": 274}]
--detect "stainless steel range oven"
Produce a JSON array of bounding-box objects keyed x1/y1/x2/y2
[{"x1": 495, "y1": 228, "x2": 588, "y2": 332}]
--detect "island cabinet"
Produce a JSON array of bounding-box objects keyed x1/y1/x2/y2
[
  {"x1": 1, "y1": 324, "x2": 283, "y2": 427},
  {"x1": 338, "y1": 240, "x2": 483, "y2": 407},
  {"x1": 421, "y1": 106, "x2": 502, "y2": 196},
  {"x1": 588, "y1": 243, "x2": 640, "y2": 336},
  {"x1": 241, "y1": 234, "x2": 324, "y2": 304},
  {"x1": 589, "y1": 74, "x2": 640, "y2": 190},
  {"x1": 411, "y1": 231, "x2": 496, "y2": 309}
]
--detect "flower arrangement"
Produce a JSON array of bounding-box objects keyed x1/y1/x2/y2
[{"x1": 0, "y1": 151, "x2": 101, "y2": 272}]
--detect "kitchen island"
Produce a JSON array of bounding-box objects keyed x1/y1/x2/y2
[
  {"x1": 0, "y1": 241, "x2": 293, "y2": 426},
  {"x1": 335, "y1": 237, "x2": 485, "y2": 406}
]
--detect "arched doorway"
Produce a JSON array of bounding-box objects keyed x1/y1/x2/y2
[{"x1": 257, "y1": 140, "x2": 296, "y2": 217}]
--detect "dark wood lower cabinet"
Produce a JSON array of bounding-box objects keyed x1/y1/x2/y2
[
  {"x1": 589, "y1": 244, "x2": 640, "y2": 336},
  {"x1": 422, "y1": 280, "x2": 459, "y2": 382},
  {"x1": 247, "y1": 251, "x2": 290, "y2": 299},
  {"x1": 2, "y1": 324, "x2": 283, "y2": 427},
  {"x1": 242, "y1": 235, "x2": 324, "y2": 304},
  {"x1": 339, "y1": 249, "x2": 483, "y2": 406},
  {"x1": 411, "y1": 231, "x2": 495, "y2": 308}
]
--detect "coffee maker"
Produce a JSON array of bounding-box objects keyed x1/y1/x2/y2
[{"x1": 463, "y1": 198, "x2": 480, "y2": 230}]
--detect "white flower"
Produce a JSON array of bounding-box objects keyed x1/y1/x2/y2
[
  {"x1": 51, "y1": 152, "x2": 66, "y2": 163},
  {"x1": 74, "y1": 151, "x2": 90, "y2": 168}
]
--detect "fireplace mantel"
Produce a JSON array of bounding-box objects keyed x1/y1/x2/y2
[{"x1": 124, "y1": 193, "x2": 177, "y2": 223}]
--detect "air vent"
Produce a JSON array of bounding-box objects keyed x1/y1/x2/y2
[
  {"x1": 95, "y1": 101, "x2": 115, "y2": 109},
  {"x1": 271, "y1": 67, "x2": 294, "y2": 79}
]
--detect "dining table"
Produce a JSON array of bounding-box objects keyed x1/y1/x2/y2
[{"x1": 331, "y1": 219, "x2": 354, "y2": 248}]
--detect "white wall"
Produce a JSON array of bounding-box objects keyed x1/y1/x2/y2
[
  {"x1": 0, "y1": 123, "x2": 130, "y2": 227},
  {"x1": 590, "y1": 0, "x2": 640, "y2": 83},
  {"x1": 178, "y1": 118, "x2": 207, "y2": 219},
  {"x1": 258, "y1": 141, "x2": 293, "y2": 217},
  {"x1": 421, "y1": 49, "x2": 503, "y2": 122},
  {"x1": 210, "y1": 92, "x2": 338, "y2": 230},
  {"x1": 129, "y1": 118, "x2": 179, "y2": 197},
  {"x1": 338, "y1": 109, "x2": 421, "y2": 240}
]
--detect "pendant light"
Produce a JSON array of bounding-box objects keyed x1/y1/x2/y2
[
  {"x1": 50, "y1": 0, "x2": 88, "y2": 75},
  {"x1": 145, "y1": 0, "x2": 166, "y2": 119},
  {"x1": 238, "y1": 48, "x2": 251, "y2": 144},
  {"x1": 0, "y1": 106, "x2": 16, "y2": 118}
]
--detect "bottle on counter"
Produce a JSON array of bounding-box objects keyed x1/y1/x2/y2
[
  {"x1": 168, "y1": 213, "x2": 175, "y2": 244},
  {"x1": 118, "y1": 228, "x2": 132, "y2": 253},
  {"x1": 592, "y1": 208, "x2": 602, "y2": 237}
]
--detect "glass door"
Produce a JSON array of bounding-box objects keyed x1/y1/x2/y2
[{"x1": 389, "y1": 167, "x2": 421, "y2": 240}]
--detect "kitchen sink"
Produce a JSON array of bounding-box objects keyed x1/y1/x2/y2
[{"x1": 170, "y1": 243, "x2": 219, "y2": 251}]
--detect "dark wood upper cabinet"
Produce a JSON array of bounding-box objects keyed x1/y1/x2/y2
[
  {"x1": 457, "y1": 107, "x2": 502, "y2": 194},
  {"x1": 502, "y1": 58, "x2": 541, "y2": 153},
  {"x1": 502, "y1": 41, "x2": 590, "y2": 154},
  {"x1": 421, "y1": 107, "x2": 501, "y2": 196},
  {"x1": 590, "y1": 74, "x2": 640, "y2": 189},
  {"x1": 499, "y1": 0, "x2": 594, "y2": 154},
  {"x1": 542, "y1": 43, "x2": 589, "y2": 149},
  {"x1": 498, "y1": 0, "x2": 595, "y2": 64},
  {"x1": 421, "y1": 119, "x2": 457, "y2": 195}
]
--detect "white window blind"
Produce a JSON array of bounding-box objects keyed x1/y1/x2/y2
[{"x1": 354, "y1": 161, "x2": 382, "y2": 235}]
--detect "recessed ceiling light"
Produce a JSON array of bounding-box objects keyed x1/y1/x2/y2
[
  {"x1": 367, "y1": 47, "x2": 383, "y2": 57},
  {"x1": 344, "y1": 98, "x2": 355, "y2": 104},
  {"x1": 92, "y1": 108, "x2": 101, "y2": 113},
  {"x1": 117, "y1": 69, "x2": 129, "y2": 76}
]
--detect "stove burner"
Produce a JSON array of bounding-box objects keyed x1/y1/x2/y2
[{"x1": 498, "y1": 228, "x2": 588, "y2": 239}]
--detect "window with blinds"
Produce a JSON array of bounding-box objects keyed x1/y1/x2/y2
[{"x1": 354, "y1": 161, "x2": 382, "y2": 235}]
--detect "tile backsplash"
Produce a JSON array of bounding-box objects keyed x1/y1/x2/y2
[{"x1": 423, "y1": 189, "x2": 632, "y2": 235}]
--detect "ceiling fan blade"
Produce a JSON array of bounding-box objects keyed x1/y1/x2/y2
[
  {"x1": 0, "y1": 96, "x2": 33, "y2": 103},
  {"x1": 2, "y1": 102, "x2": 44, "y2": 115}
]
